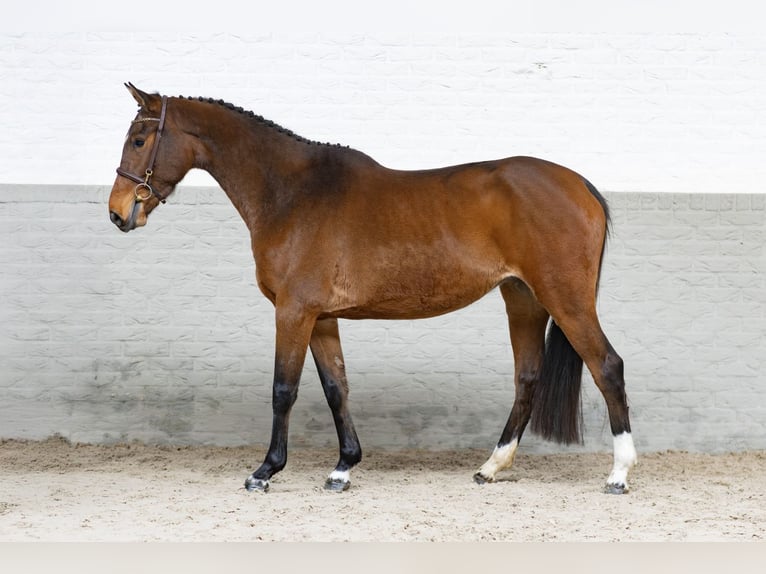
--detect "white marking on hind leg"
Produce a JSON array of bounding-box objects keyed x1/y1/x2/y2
[
  {"x1": 606, "y1": 432, "x2": 637, "y2": 493},
  {"x1": 475, "y1": 439, "x2": 519, "y2": 483},
  {"x1": 325, "y1": 468, "x2": 351, "y2": 492},
  {"x1": 328, "y1": 469, "x2": 350, "y2": 484}
]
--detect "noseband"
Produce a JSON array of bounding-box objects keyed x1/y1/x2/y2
[{"x1": 116, "y1": 95, "x2": 169, "y2": 204}]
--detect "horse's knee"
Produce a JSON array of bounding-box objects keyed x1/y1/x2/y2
[{"x1": 272, "y1": 381, "x2": 298, "y2": 413}]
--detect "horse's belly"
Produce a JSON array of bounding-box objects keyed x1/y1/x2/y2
[{"x1": 327, "y1": 262, "x2": 511, "y2": 320}]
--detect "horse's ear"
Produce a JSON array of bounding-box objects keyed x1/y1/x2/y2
[
  {"x1": 125, "y1": 82, "x2": 149, "y2": 107},
  {"x1": 124, "y1": 82, "x2": 161, "y2": 112}
]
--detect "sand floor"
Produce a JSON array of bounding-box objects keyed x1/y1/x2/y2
[{"x1": 0, "y1": 437, "x2": 764, "y2": 542}]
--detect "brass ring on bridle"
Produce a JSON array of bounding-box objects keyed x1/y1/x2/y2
[{"x1": 134, "y1": 183, "x2": 153, "y2": 202}]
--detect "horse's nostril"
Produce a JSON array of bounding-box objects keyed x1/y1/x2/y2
[{"x1": 110, "y1": 211, "x2": 124, "y2": 227}]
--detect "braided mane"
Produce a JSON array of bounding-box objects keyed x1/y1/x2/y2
[{"x1": 182, "y1": 95, "x2": 347, "y2": 149}]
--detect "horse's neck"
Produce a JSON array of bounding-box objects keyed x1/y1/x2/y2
[{"x1": 187, "y1": 104, "x2": 312, "y2": 234}]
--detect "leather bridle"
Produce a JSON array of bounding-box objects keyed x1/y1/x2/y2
[{"x1": 116, "y1": 95, "x2": 169, "y2": 204}]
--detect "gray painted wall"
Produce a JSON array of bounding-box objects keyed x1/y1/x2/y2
[{"x1": 1, "y1": 185, "x2": 765, "y2": 453}]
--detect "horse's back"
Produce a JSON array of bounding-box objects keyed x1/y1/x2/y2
[{"x1": 359, "y1": 155, "x2": 607, "y2": 258}]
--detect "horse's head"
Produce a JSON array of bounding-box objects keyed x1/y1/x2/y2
[{"x1": 109, "y1": 83, "x2": 193, "y2": 232}]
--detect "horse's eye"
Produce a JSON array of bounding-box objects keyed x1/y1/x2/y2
[{"x1": 133, "y1": 138, "x2": 145, "y2": 148}]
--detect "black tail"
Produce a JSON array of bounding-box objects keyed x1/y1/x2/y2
[
  {"x1": 530, "y1": 321, "x2": 584, "y2": 444},
  {"x1": 529, "y1": 176, "x2": 609, "y2": 445}
]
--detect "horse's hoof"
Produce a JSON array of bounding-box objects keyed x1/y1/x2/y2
[
  {"x1": 604, "y1": 482, "x2": 628, "y2": 495},
  {"x1": 325, "y1": 478, "x2": 351, "y2": 492},
  {"x1": 245, "y1": 476, "x2": 270, "y2": 493},
  {"x1": 473, "y1": 472, "x2": 492, "y2": 485}
]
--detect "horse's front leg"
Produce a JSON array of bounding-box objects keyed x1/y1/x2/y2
[
  {"x1": 310, "y1": 318, "x2": 362, "y2": 492},
  {"x1": 245, "y1": 305, "x2": 315, "y2": 493}
]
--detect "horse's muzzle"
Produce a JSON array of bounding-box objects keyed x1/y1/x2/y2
[{"x1": 109, "y1": 201, "x2": 141, "y2": 233}]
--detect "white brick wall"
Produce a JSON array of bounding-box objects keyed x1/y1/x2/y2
[
  {"x1": 2, "y1": 32, "x2": 766, "y2": 453},
  {"x1": 1, "y1": 185, "x2": 765, "y2": 453},
  {"x1": 2, "y1": 32, "x2": 766, "y2": 193}
]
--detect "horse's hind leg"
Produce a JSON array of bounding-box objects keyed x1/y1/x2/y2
[
  {"x1": 309, "y1": 318, "x2": 362, "y2": 492},
  {"x1": 474, "y1": 279, "x2": 549, "y2": 484},
  {"x1": 547, "y1": 304, "x2": 637, "y2": 494}
]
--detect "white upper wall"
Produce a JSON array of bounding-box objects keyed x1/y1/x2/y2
[{"x1": 2, "y1": 29, "x2": 765, "y2": 192}]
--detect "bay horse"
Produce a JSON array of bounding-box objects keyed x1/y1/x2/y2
[{"x1": 109, "y1": 83, "x2": 637, "y2": 494}]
